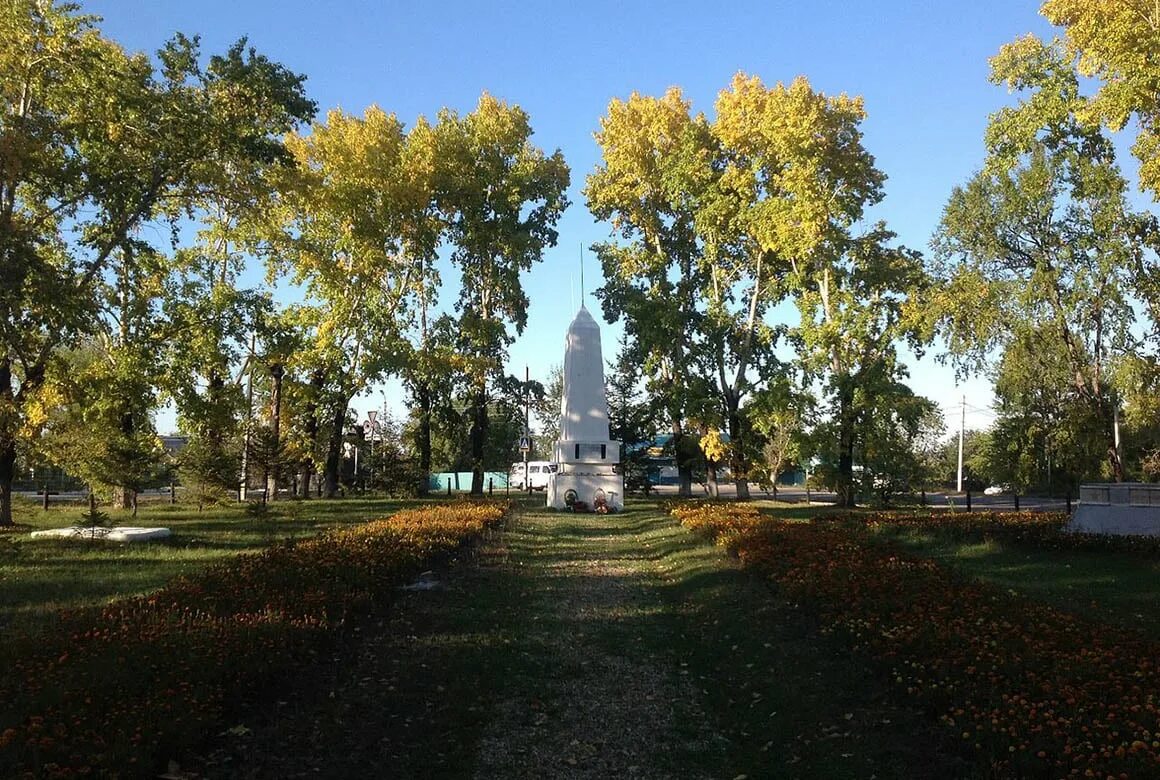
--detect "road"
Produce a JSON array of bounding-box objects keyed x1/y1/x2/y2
[{"x1": 648, "y1": 483, "x2": 1072, "y2": 512}]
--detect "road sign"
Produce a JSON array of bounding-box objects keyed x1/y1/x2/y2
[{"x1": 518, "y1": 436, "x2": 530, "y2": 452}]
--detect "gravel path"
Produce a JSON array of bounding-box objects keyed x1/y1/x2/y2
[{"x1": 470, "y1": 516, "x2": 724, "y2": 779}]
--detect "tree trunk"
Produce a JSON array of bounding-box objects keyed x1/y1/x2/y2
[
  {"x1": 706, "y1": 462, "x2": 719, "y2": 498},
  {"x1": 0, "y1": 443, "x2": 15, "y2": 527},
  {"x1": 1107, "y1": 443, "x2": 1124, "y2": 483},
  {"x1": 836, "y1": 384, "x2": 857, "y2": 508},
  {"x1": 266, "y1": 364, "x2": 284, "y2": 501},
  {"x1": 672, "y1": 422, "x2": 693, "y2": 498},
  {"x1": 726, "y1": 398, "x2": 750, "y2": 500},
  {"x1": 416, "y1": 382, "x2": 431, "y2": 497},
  {"x1": 0, "y1": 358, "x2": 14, "y2": 525},
  {"x1": 469, "y1": 382, "x2": 488, "y2": 496},
  {"x1": 113, "y1": 409, "x2": 134, "y2": 510},
  {"x1": 298, "y1": 371, "x2": 324, "y2": 499},
  {"x1": 323, "y1": 402, "x2": 345, "y2": 499}
]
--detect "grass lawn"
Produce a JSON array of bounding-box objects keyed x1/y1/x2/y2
[
  {"x1": 868, "y1": 523, "x2": 1160, "y2": 639},
  {"x1": 0, "y1": 493, "x2": 434, "y2": 633},
  {"x1": 738, "y1": 500, "x2": 1160, "y2": 640},
  {"x1": 195, "y1": 498, "x2": 967, "y2": 778}
]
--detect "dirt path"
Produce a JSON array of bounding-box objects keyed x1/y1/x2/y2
[
  {"x1": 190, "y1": 501, "x2": 962, "y2": 779},
  {"x1": 469, "y1": 510, "x2": 725, "y2": 779}
]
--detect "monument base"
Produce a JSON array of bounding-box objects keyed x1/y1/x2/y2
[
  {"x1": 1067, "y1": 506, "x2": 1160, "y2": 536},
  {"x1": 1065, "y1": 483, "x2": 1160, "y2": 537},
  {"x1": 547, "y1": 470, "x2": 623, "y2": 511}
]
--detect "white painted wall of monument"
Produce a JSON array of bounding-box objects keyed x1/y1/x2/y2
[
  {"x1": 546, "y1": 306, "x2": 623, "y2": 510},
  {"x1": 1066, "y1": 483, "x2": 1160, "y2": 537}
]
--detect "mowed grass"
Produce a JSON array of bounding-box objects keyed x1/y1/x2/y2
[
  {"x1": 869, "y1": 524, "x2": 1160, "y2": 639},
  {"x1": 736, "y1": 500, "x2": 1160, "y2": 639},
  {"x1": 0, "y1": 494, "x2": 434, "y2": 632},
  {"x1": 198, "y1": 497, "x2": 968, "y2": 778}
]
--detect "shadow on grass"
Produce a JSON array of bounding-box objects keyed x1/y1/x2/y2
[
  {"x1": 0, "y1": 496, "x2": 464, "y2": 632},
  {"x1": 206, "y1": 502, "x2": 973, "y2": 779},
  {"x1": 871, "y1": 526, "x2": 1160, "y2": 639}
]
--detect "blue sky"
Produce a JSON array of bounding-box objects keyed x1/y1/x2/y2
[{"x1": 87, "y1": 0, "x2": 1061, "y2": 435}]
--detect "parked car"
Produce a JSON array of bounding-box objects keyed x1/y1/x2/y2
[
  {"x1": 509, "y1": 461, "x2": 557, "y2": 490},
  {"x1": 983, "y1": 484, "x2": 1009, "y2": 496}
]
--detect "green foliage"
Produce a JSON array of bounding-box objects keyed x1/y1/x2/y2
[
  {"x1": 977, "y1": 329, "x2": 1107, "y2": 492},
  {"x1": 1039, "y1": 0, "x2": 1160, "y2": 198},
  {"x1": 178, "y1": 433, "x2": 240, "y2": 509},
  {"x1": 932, "y1": 38, "x2": 1155, "y2": 481},
  {"x1": 590, "y1": 75, "x2": 929, "y2": 504},
  {"x1": 0, "y1": 2, "x2": 314, "y2": 522},
  {"x1": 857, "y1": 393, "x2": 943, "y2": 506},
  {"x1": 607, "y1": 337, "x2": 656, "y2": 496},
  {"x1": 362, "y1": 445, "x2": 424, "y2": 498},
  {"x1": 586, "y1": 88, "x2": 711, "y2": 495},
  {"x1": 434, "y1": 94, "x2": 570, "y2": 493},
  {"x1": 77, "y1": 496, "x2": 111, "y2": 535},
  {"x1": 243, "y1": 498, "x2": 273, "y2": 522},
  {"x1": 38, "y1": 344, "x2": 165, "y2": 498}
]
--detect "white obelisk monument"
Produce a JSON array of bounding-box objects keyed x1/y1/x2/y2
[{"x1": 546, "y1": 305, "x2": 622, "y2": 510}]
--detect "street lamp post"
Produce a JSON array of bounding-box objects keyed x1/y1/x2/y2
[
  {"x1": 366, "y1": 410, "x2": 378, "y2": 493},
  {"x1": 353, "y1": 424, "x2": 360, "y2": 490}
]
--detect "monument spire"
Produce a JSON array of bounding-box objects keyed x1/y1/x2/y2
[{"x1": 546, "y1": 301, "x2": 622, "y2": 511}]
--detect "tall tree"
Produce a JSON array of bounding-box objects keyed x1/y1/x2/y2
[
  {"x1": 711, "y1": 74, "x2": 892, "y2": 500},
  {"x1": 589, "y1": 76, "x2": 914, "y2": 503},
  {"x1": 397, "y1": 116, "x2": 448, "y2": 494},
  {"x1": 797, "y1": 228, "x2": 928, "y2": 506},
  {"x1": 435, "y1": 93, "x2": 569, "y2": 495},
  {"x1": 257, "y1": 106, "x2": 431, "y2": 497},
  {"x1": 586, "y1": 88, "x2": 712, "y2": 497},
  {"x1": 0, "y1": 2, "x2": 314, "y2": 524},
  {"x1": 713, "y1": 75, "x2": 924, "y2": 507},
  {"x1": 932, "y1": 38, "x2": 1150, "y2": 481}
]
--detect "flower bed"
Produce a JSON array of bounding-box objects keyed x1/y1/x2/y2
[
  {"x1": 0, "y1": 500, "x2": 508, "y2": 778},
  {"x1": 672, "y1": 503, "x2": 1160, "y2": 777}
]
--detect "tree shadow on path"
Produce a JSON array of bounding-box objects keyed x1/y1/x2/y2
[{"x1": 189, "y1": 504, "x2": 970, "y2": 779}]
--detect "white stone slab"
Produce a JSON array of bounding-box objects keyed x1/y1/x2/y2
[
  {"x1": 31, "y1": 526, "x2": 172, "y2": 542},
  {"x1": 1066, "y1": 507, "x2": 1160, "y2": 537},
  {"x1": 1067, "y1": 483, "x2": 1160, "y2": 537}
]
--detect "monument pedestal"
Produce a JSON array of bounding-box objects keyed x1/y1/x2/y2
[
  {"x1": 547, "y1": 467, "x2": 622, "y2": 511},
  {"x1": 1066, "y1": 483, "x2": 1160, "y2": 537}
]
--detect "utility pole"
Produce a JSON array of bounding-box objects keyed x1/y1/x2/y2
[
  {"x1": 367, "y1": 409, "x2": 378, "y2": 494},
  {"x1": 957, "y1": 394, "x2": 965, "y2": 493},
  {"x1": 524, "y1": 365, "x2": 531, "y2": 495},
  {"x1": 1114, "y1": 396, "x2": 1122, "y2": 477},
  {"x1": 239, "y1": 332, "x2": 256, "y2": 502}
]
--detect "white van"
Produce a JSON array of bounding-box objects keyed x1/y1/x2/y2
[{"x1": 509, "y1": 461, "x2": 557, "y2": 490}]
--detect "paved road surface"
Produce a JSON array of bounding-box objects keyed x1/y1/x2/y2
[{"x1": 648, "y1": 483, "x2": 1071, "y2": 512}]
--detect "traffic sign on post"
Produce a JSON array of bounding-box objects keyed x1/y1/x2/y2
[{"x1": 518, "y1": 436, "x2": 530, "y2": 452}]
